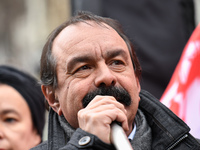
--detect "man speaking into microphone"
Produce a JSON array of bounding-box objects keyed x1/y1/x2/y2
[{"x1": 32, "y1": 11, "x2": 200, "y2": 150}]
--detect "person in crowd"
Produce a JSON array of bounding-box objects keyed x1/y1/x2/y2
[
  {"x1": 0, "y1": 65, "x2": 46, "y2": 150},
  {"x1": 32, "y1": 11, "x2": 200, "y2": 150}
]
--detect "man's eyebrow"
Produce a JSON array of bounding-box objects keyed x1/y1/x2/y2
[
  {"x1": 106, "y1": 49, "x2": 128, "y2": 59},
  {"x1": 67, "y1": 55, "x2": 94, "y2": 71},
  {"x1": 66, "y1": 49, "x2": 128, "y2": 72}
]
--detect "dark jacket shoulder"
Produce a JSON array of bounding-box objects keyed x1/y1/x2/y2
[{"x1": 139, "y1": 90, "x2": 200, "y2": 150}]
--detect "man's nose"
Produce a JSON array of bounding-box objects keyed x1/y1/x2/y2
[{"x1": 94, "y1": 65, "x2": 117, "y2": 87}]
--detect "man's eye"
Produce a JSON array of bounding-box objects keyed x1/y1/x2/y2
[
  {"x1": 72, "y1": 65, "x2": 92, "y2": 78},
  {"x1": 111, "y1": 60, "x2": 124, "y2": 65},
  {"x1": 76, "y1": 65, "x2": 90, "y2": 72},
  {"x1": 109, "y1": 60, "x2": 126, "y2": 72}
]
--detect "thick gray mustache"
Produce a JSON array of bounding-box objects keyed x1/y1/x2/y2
[{"x1": 82, "y1": 86, "x2": 132, "y2": 108}]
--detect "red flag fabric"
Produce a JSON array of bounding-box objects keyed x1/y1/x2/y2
[{"x1": 160, "y1": 23, "x2": 200, "y2": 139}]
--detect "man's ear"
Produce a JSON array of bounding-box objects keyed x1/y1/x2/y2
[
  {"x1": 136, "y1": 78, "x2": 141, "y2": 101},
  {"x1": 136, "y1": 78, "x2": 141, "y2": 95},
  {"x1": 41, "y1": 85, "x2": 62, "y2": 116}
]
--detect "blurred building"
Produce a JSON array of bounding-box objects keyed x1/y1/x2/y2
[{"x1": 0, "y1": 0, "x2": 71, "y2": 78}]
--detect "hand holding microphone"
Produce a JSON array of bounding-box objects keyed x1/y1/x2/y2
[{"x1": 78, "y1": 95, "x2": 133, "y2": 149}]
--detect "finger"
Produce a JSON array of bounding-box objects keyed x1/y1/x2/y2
[
  {"x1": 79, "y1": 104, "x2": 128, "y2": 130},
  {"x1": 86, "y1": 95, "x2": 127, "y2": 114}
]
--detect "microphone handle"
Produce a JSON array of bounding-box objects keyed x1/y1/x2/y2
[{"x1": 110, "y1": 123, "x2": 133, "y2": 150}]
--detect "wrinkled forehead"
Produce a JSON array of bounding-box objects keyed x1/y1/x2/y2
[
  {"x1": 52, "y1": 21, "x2": 127, "y2": 55},
  {"x1": 54, "y1": 21, "x2": 118, "y2": 44}
]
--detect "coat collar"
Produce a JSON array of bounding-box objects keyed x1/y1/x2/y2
[{"x1": 139, "y1": 90, "x2": 190, "y2": 149}]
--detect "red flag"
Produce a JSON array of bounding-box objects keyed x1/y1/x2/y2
[{"x1": 160, "y1": 24, "x2": 200, "y2": 138}]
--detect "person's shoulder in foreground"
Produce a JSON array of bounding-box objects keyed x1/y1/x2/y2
[{"x1": 31, "y1": 11, "x2": 200, "y2": 150}]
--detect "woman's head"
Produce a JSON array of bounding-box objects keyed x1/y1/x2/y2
[{"x1": 0, "y1": 65, "x2": 45, "y2": 150}]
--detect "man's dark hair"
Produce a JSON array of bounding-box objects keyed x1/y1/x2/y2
[{"x1": 40, "y1": 11, "x2": 142, "y2": 91}]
